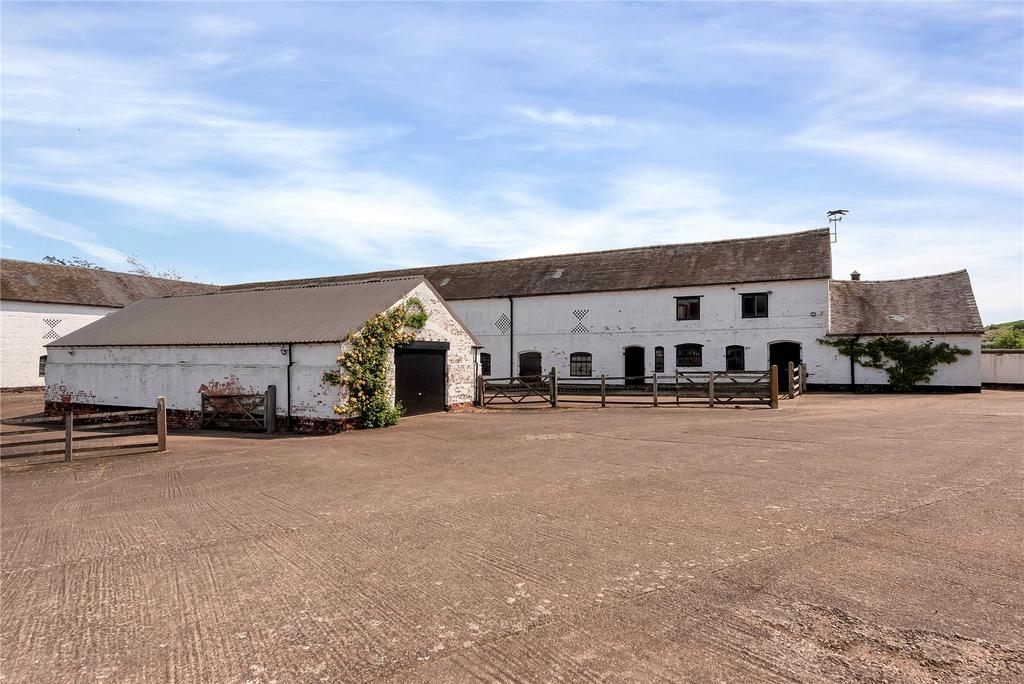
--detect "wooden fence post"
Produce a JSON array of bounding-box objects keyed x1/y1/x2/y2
[
  {"x1": 265, "y1": 385, "x2": 276, "y2": 434},
  {"x1": 652, "y1": 372, "x2": 658, "y2": 407},
  {"x1": 800, "y1": 363, "x2": 807, "y2": 395},
  {"x1": 600, "y1": 374, "x2": 607, "y2": 408},
  {"x1": 787, "y1": 362, "x2": 795, "y2": 399},
  {"x1": 477, "y1": 375, "x2": 485, "y2": 406},
  {"x1": 676, "y1": 371, "x2": 681, "y2": 405},
  {"x1": 64, "y1": 412, "x2": 73, "y2": 462},
  {"x1": 708, "y1": 371, "x2": 716, "y2": 408},
  {"x1": 769, "y1": 365, "x2": 780, "y2": 409},
  {"x1": 549, "y1": 367, "x2": 558, "y2": 408},
  {"x1": 156, "y1": 396, "x2": 167, "y2": 452}
]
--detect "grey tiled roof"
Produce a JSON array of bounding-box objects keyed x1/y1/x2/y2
[
  {"x1": 223, "y1": 229, "x2": 834, "y2": 300},
  {"x1": 1, "y1": 259, "x2": 215, "y2": 308},
  {"x1": 828, "y1": 270, "x2": 983, "y2": 336}
]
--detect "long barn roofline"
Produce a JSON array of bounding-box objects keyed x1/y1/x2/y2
[{"x1": 223, "y1": 228, "x2": 833, "y2": 301}]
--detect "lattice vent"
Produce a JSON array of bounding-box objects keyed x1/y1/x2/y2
[
  {"x1": 494, "y1": 313, "x2": 511, "y2": 334},
  {"x1": 42, "y1": 318, "x2": 62, "y2": 340},
  {"x1": 570, "y1": 309, "x2": 589, "y2": 334}
]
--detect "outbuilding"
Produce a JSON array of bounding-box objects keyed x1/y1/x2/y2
[{"x1": 44, "y1": 276, "x2": 479, "y2": 431}]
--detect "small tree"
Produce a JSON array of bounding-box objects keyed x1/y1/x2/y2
[
  {"x1": 124, "y1": 254, "x2": 182, "y2": 280},
  {"x1": 820, "y1": 336, "x2": 971, "y2": 392}
]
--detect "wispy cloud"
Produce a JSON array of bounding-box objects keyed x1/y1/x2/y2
[
  {"x1": 0, "y1": 197, "x2": 124, "y2": 265},
  {"x1": 512, "y1": 106, "x2": 622, "y2": 130}
]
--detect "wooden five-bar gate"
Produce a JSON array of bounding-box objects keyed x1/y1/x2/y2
[
  {"x1": 1, "y1": 397, "x2": 168, "y2": 463},
  {"x1": 200, "y1": 386, "x2": 276, "y2": 433},
  {"x1": 479, "y1": 364, "x2": 807, "y2": 409}
]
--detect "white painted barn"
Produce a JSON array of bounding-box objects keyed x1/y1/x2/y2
[
  {"x1": 224, "y1": 229, "x2": 984, "y2": 392},
  {"x1": 0, "y1": 259, "x2": 212, "y2": 389},
  {"x1": 44, "y1": 276, "x2": 478, "y2": 431}
]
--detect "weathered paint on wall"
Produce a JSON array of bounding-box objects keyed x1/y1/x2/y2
[
  {"x1": 1, "y1": 300, "x2": 116, "y2": 388},
  {"x1": 981, "y1": 349, "x2": 1024, "y2": 386},
  {"x1": 450, "y1": 279, "x2": 832, "y2": 380},
  {"x1": 447, "y1": 280, "x2": 981, "y2": 388},
  {"x1": 43, "y1": 282, "x2": 478, "y2": 424},
  {"x1": 44, "y1": 344, "x2": 342, "y2": 418}
]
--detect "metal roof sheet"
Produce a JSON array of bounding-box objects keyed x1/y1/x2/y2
[
  {"x1": 828, "y1": 270, "x2": 984, "y2": 336},
  {"x1": 222, "y1": 229, "x2": 834, "y2": 300},
  {"x1": 49, "y1": 276, "x2": 428, "y2": 347}
]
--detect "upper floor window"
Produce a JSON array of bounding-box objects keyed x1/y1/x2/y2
[
  {"x1": 479, "y1": 352, "x2": 491, "y2": 376},
  {"x1": 570, "y1": 352, "x2": 593, "y2": 377},
  {"x1": 676, "y1": 296, "x2": 701, "y2": 321},
  {"x1": 654, "y1": 346, "x2": 665, "y2": 373},
  {"x1": 675, "y1": 343, "x2": 703, "y2": 368},
  {"x1": 741, "y1": 292, "x2": 769, "y2": 318},
  {"x1": 726, "y1": 345, "x2": 745, "y2": 371},
  {"x1": 38, "y1": 355, "x2": 47, "y2": 377}
]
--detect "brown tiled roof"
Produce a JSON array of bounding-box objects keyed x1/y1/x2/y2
[
  {"x1": 0, "y1": 259, "x2": 215, "y2": 308},
  {"x1": 828, "y1": 270, "x2": 983, "y2": 336},
  {"x1": 49, "y1": 276, "x2": 451, "y2": 347},
  {"x1": 223, "y1": 229, "x2": 833, "y2": 300}
]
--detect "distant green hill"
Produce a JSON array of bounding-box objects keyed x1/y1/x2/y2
[{"x1": 983, "y1": 320, "x2": 1024, "y2": 349}]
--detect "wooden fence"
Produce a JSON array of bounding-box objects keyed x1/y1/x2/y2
[
  {"x1": 201, "y1": 386, "x2": 276, "y2": 433},
  {"x1": 479, "y1": 365, "x2": 806, "y2": 410},
  {"x1": 1, "y1": 397, "x2": 167, "y2": 462}
]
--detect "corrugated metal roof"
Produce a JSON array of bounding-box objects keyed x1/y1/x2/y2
[
  {"x1": 49, "y1": 276, "x2": 428, "y2": 347},
  {"x1": 828, "y1": 270, "x2": 984, "y2": 336},
  {"x1": 222, "y1": 229, "x2": 834, "y2": 300},
  {"x1": 1, "y1": 258, "x2": 215, "y2": 308}
]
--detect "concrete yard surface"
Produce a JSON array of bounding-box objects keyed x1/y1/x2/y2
[{"x1": 2, "y1": 391, "x2": 1023, "y2": 682}]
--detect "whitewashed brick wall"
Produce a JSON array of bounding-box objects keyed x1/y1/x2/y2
[{"x1": 1, "y1": 301, "x2": 116, "y2": 388}]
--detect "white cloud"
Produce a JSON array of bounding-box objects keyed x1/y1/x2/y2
[
  {"x1": 186, "y1": 14, "x2": 259, "y2": 40},
  {"x1": 0, "y1": 197, "x2": 124, "y2": 265},
  {"x1": 512, "y1": 106, "x2": 622, "y2": 130}
]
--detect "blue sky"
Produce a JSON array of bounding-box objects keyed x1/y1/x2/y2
[{"x1": 1, "y1": 2, "x2": 1021, "y2": 322}]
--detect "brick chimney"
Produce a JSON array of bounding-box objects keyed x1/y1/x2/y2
[{"x1": 850, "y1": 270, "x2": 861, "y2": 281}]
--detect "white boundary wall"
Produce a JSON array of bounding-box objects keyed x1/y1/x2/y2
[{"x1": 981, "y1": 349, "x2": 1024, "y2": 386}]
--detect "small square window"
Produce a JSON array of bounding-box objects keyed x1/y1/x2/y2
[
  {"x1": 676, "y1": 296, "x2": 701, "y2": 321},
  {"x1": 570, "y1": 352, "x2": 592, "y2": 377},
  {"x1": 741, "y1": 293, "x2": 769, "y2": 318},
  {"x1": 675, "y1": 344, "x2": 703, "y2": 368}
]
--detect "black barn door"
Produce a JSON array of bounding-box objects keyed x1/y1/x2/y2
[
  {"x1": 768, "y1": 342, "x2": 801, "y2": 393},
  {"x1": 395, "y1": 348, "x2": 446, "y2": 416},
  {"x1": 518, "y1": 351, "x2": 542, "y2": 381},
  {"x1": 624, "y1": 346, "x2": 645, "y2": 385}
]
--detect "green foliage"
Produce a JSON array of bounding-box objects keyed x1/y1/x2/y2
[
  {"x1": 323, "y1": 297, "x2": 428, "y2": 428},
  {"x1": 819, "y1": 336, "x2": 971, "y2": 392},
  {"x1": 985, "y1": 322, "x2": 1024, "y2": 349}
]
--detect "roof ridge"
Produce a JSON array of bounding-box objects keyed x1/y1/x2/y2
[
  {"x1": 226, "y1": 228, "x2": 831, "y2": 289},
  {"x1": 0, "y1": 257, "x2": 211, "y2": 286},
  {"x1": 832, "y1": 269, "x2": 969, "y2": 285},
  {"x1": 155, "y1": 274, "x2": 424, "y2": 299}
]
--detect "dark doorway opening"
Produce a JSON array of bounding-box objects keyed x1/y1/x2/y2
[
  {"x1": 395, "y1": 347, "x2": 447, "y2": 416},
  {"x1": 726, "y1": 345, "x2": 745, "y2": 372},
  {"x1": 518, "y1": 351, "x2": 542, "y2": 380},
  {"x1": 768, "y1": 342, "x2": 801, "y2": 393},
  {"x1": 624, "y1": 346, "x2": 644, "y2": 385}
]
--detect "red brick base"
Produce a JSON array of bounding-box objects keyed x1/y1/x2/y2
[{"x1": 446, "y1": 402, "x2": 474, "y2": 412}]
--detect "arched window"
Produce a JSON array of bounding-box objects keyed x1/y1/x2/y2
[
  {"x1": 570, "y1": 352, "x2": 593, "y2": 377},
  {"x1": 675, "y1": 343, "x2": 703, "y2": 368},
  {"x1": 479, "y1": 352, "x2": 491, "y2": 376},
  {"x1": 725, "y1": 345, "x2": 745, "y2": 371},
  {"x1": 654, "y1": 346, "x2": 665, "y2": 373}
]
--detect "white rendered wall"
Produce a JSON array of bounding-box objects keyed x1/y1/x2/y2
[
  {"x1": 981, "y1": 350, "x2": 1024, "y2": 385},
  {"x1": 449, "y1": 279, "x2": 833, "y2": 382},
  {"x1": 402, "y1": 282, "x2": 478, "y2": 406},
  {"x1": 1, "y1": 300, "x2": 116, "y2": 388},
  {"x1": 816, "y1": 334, "x2": 982, "y2": 388},
  {"x1": 44, "y1": 344, "x2": 342, "y2": 418}
]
